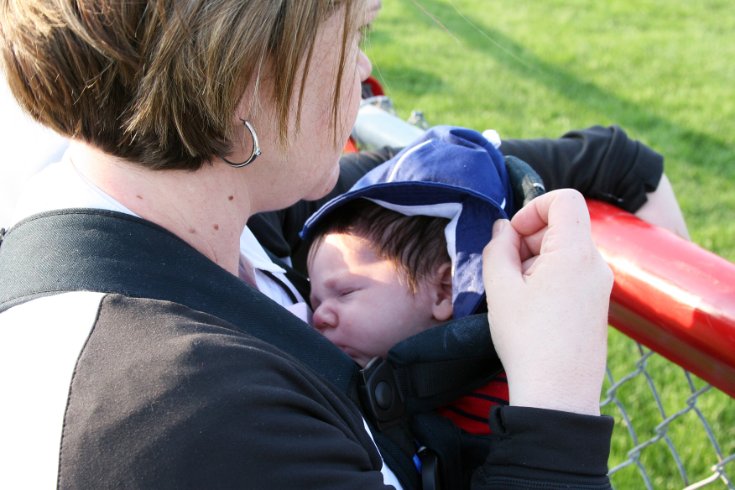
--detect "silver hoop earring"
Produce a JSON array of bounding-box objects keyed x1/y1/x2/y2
[{"x1": 223, "y1": 119, "x2": 262, "y2": 168}]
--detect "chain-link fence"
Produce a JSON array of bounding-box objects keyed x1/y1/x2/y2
[{"x1": 602, "y1": 331, "x2": 735, "y2": 489}]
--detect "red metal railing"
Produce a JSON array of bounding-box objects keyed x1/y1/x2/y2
[{"x1": 588, "y1": 199, "x2": 735, "y2": 398}]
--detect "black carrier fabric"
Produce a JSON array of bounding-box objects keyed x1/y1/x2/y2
[{"x1": 0, "y1": 209, "x2": 504, "y2": 489}]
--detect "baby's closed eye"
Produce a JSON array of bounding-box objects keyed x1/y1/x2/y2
[{"x1": 338, "y1": 288, "x2": 358, "y2": 299}]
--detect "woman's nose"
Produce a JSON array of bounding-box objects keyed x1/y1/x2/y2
[
  {"x1": 312, "y1": 304, "x2": 337, "y2": 331},
  {"x1": 357, "y1": 49, "x2": 372, "y2": 82}
]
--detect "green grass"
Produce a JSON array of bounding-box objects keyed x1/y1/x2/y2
[
  {"x1": 365, "y1": 0, "x2": 734, "y2": 261},
  {"x1": 363, "y1": 1, "x2": 735, "y2": 488}
]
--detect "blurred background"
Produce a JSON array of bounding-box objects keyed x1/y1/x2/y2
[
  {"x1": 365, "y1": 0, "x2": 734, "y2": 261},
  {"x1": 1, "y1": 76, "x2": 67, "y2": 227}
]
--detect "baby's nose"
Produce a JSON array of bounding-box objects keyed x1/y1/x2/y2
[{"x1": 312, "y1": 304, "x2": 337, "y2": 331}]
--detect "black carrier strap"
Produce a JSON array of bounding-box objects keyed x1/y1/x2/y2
[
  {"x1": 0, "y1": 209, "x2": 360, "y2": 392},
  {"x1": 506, "y1": 155, "x2": 546, "y2": 208},
  {"x1": 360, "y1": 314, "x2": 501, "y2": 428}
]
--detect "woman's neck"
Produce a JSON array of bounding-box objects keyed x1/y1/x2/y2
[{"x1": 68, "y1": 141, "x2": 252, "y2": 275}]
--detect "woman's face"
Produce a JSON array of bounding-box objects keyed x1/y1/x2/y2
[
  {"x1": 249, "y1": 1, "x2": 379, "y2": 212},
  {"x1": 291, "y1": 1, "x2": 378, "y2": 201}
]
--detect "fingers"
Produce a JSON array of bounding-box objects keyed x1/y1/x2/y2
[
  {"x1": 511, "y1": 188, "x2": 590, "y2": 234},
  {"x1": 482, "y1": 218, "x2": 522, "y2": 290},
  {"x1": 511, "y1": 189, "x2": 592, "y2": 257},
  {"x1": 483, "y1": 189, "x2": 589, "y2": 284},
  {"x1": 481, "y1": 188, "x2": 613, "y2": 416}
]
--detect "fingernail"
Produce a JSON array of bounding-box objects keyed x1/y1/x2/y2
[{"x1": 493, "y1": 219, "x2": 508, "y2": 236}]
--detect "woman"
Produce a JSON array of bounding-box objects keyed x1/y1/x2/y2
[{"x1": 0, "y1": 1, "x2": 613, "y2": 488}]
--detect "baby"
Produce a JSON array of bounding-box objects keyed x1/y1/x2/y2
[{"x1": 302, "y1": 126, "x2": 530, "y2": 434}]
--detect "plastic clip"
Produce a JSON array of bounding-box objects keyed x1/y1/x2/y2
[
  {"x1": 417, "y1": 446, "x2": 442, "y2": 490},
  {"x1": 359, "y1": 357, "x2": 406, "y2": 430}
]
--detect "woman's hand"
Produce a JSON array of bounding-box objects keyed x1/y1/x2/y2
[{"x1": 482, "y1": 189, "x2": 613, "y2": 416}]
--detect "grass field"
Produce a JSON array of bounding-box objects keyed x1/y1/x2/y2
[{"x1": 363, "y1": 1, "x2": 734, "y2": 488}]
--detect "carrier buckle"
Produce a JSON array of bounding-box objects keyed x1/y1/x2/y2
[
  {"x1": 417, "y1": 446, "x2": 442, "y2": 490},
  {"x1": 358, "y1": 357, "x2": 406, "y2": 430}
]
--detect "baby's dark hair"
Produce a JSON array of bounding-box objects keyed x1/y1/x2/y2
[{"x1": 307, "y1": 200, "x2": 451, "y2": 293}]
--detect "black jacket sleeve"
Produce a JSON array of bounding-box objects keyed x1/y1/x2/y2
[
  {"x1": 473, "y1": 406, "x2": 614, "y2": 489},
  {"x1": 501, "y1": 125, "x2": 663, "y2": 213}
]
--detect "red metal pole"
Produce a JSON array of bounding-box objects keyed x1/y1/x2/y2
[{"x1": 588, "y1": 199, "x2": 735, "y2": 397}]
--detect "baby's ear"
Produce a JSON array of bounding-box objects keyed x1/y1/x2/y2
[{"x1": 430, "y1": 262, "x2": 453, "y2": 322}]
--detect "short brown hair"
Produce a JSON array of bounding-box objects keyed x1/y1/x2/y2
[
  {"x1": 308, "y1": 200, "x2": 451, "y2": 293},
  {"x1": 0, "y1": 1, "x2": 359, "y2": 170}
]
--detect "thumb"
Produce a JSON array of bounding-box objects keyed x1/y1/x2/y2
[{"x1": 482, "y1": 219, "x2": 522, "y2": 291}]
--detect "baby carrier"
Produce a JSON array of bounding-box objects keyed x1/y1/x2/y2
[
  {"x1": 0, "y1": 128, "x2": 544, "y2": 490},
  {"x1": 301, "y1": 126, "x2": 547, "y2": 487}
]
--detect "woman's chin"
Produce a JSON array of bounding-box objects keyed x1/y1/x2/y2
[{"x1": 304, "y1": 161, "x2": 341, "y2": 201}]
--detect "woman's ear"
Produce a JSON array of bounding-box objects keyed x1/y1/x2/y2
[{"x1": 430, "y1": 262, "x2": 453, "y2": 322}]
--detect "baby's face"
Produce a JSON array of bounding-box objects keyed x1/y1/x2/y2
[{"x1": 308, "y1": 232, "x2": 442, "y2": 367}]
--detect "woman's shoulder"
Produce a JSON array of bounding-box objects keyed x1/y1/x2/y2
[
  {"x1": 59, "y1": 293, "x2": 388, "y2": 487},
  {"x1": 89, "y1": 293, "x2": 331, "y2": 387}
]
